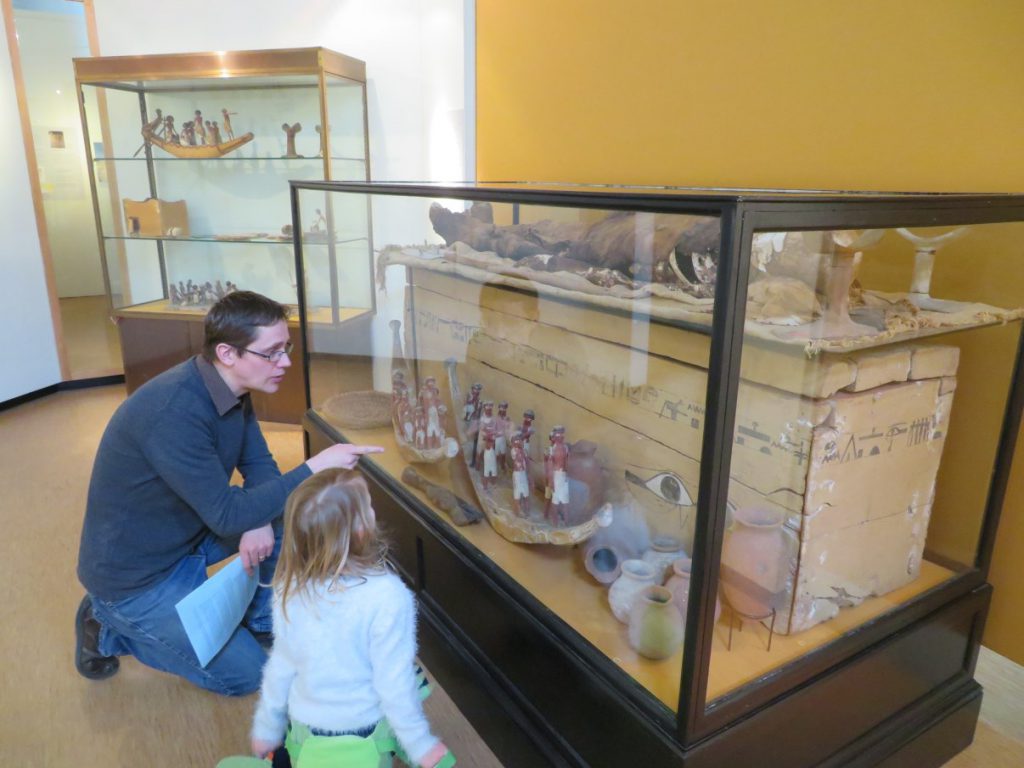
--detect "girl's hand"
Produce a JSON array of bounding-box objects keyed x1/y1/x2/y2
[
  {"x1": 418, "y1": 741, "x2": 451, "y2": 768},
  {"x1": 251, "y1": 738, "x2": 281, "y2": 759}
]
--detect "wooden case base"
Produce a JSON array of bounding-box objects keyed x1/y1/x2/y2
[{"x1": 116, "y1": 308, "x2": 373, "y2": 424}]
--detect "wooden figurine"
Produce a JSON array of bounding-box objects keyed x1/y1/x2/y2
[
  {"x1": 470, "y1": 385, "x2": 485, "y2": 422},
  {"x1": 495, "y1": 401, "x2": 510, "y2": 470},
  {"x1": 420, "y1": 376, "x2": 445, "y2": 449},
  {"x1": 392, "y1": 369, "x2": 409, "y2": 420},
  {"x1": 315, "y1": 124, "x2": 326, "y2": 157},
  {"x1": 394, "y1": 379, "x2": 414, "y2": 446},
  {"x1": 474, "y1": 401, "x2": 495, "y2": 469},
  {"x1": 546, "y1": 426, "x2": 569, "y2": 525},
  {"x1": 510, "y1": 431, "x2": 530, "y2": 516},
  {"x1": 481, "y1": 423, "x2": 498, "y2": 489},
  {"x1": 221, "y1": 108, "x2": 237, "y2": 140},
  {"x1": 193, "y1": 110, "x2": 206, "y2": 143},
  {"x1": 310, "y1": 209, "x2": 327, "y2": 233},
  {"x1": 162, "y1": 115, "x2": 179, "y2": 144},
  {"x1": 282, "y1": 122, "x2": 303, "y2": 158},
  {"x1": 464, "y1": 382, "x2": 482, "y2": 421},
  {"x1": 414, "y1": 405, "x2": 427, "y2": 450},
  {"x1": 521, "y1": 409, "x2": 536, "y2": 457},
  {"x1": 400, "y1": 403, "x2": 415, "y2": 447}
]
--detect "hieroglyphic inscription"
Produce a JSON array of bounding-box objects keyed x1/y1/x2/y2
[
  {"x1": 412, "y1": 287, "x2": 813, "y2": 479},
  {"x1": 415, "y1": 307, "x2": 480, "y2": 345},
  {"x1": 491, "y1": 334, "x2": 812, "y2": 467},
  {"x1": 821, "y1": 414, "x2": 942, "y2": 465}
]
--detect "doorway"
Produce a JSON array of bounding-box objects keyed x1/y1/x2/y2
[{"x1": 6, "y1": 0, "x2": 121, "y2": 379}]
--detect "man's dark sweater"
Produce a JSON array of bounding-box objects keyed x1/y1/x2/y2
[{"x1": 78, "y1": 356, "x2": 312, "y2": 601}]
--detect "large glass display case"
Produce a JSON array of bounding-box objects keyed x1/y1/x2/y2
[
  {"x1": 295, "y1": 181, "x2": 1024, "y2": 767},
  {"x1": 74, "y1": 48, "x2": 372, "y2": 421}
]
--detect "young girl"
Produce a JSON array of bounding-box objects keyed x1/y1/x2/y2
[{"x1": 250, "y1": 468, "x2": 452, "y2": 768}]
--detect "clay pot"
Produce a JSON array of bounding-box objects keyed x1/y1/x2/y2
[
  {"x1": 720, "y1": 506, "x2": 792, "y2": 618},
  {"x1": 627, "y1": 586, "x2": 684, "y2": 660},
  {"x1": 582, "y1": 538, "x2": 623, "y2": 585},
  {"x1": 608, "y1": 559, "x2": 657, "y2": 623},
  {"x1": 566, "y1": 440, "x2": 605, "y2": 524},
  {"x1": 641, "y1": 535, "x2": 687, "y2": 584},
  {"x1": 664, "y1": 557, "x2": 722, "y2": 625}
]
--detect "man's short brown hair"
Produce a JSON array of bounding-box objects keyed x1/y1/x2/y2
[{"x1": 202, "y1": 291, "x2": 290, "y2": 361}]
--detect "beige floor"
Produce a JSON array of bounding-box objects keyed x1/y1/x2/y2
[
  {"x1": 0, "y1": 384, "x2": 1020, "y2": 767},
  {"x1": 0, "y1": 385, "x2": 499, "y2": 768},
  {"x1": 58, "y1": 295, "x2": 123, "y2": 380}
]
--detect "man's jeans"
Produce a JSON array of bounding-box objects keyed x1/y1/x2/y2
[{"x1": 89, "y1": 520, "x2": 282, "y2": 696}]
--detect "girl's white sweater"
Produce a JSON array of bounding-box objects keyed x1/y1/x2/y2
[{"x1": 251, "y1": 570, "x2": 438, "y2": 764}]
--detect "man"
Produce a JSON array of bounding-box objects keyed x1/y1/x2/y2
[{"x1": 75, "y1": 291, "x2": 382, "y2": 695}]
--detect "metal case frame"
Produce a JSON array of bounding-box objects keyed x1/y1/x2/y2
[{"x1": 293, "y1": 181, "x2": 1024, "y2": 767}]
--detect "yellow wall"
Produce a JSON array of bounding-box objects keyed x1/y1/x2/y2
[{"x1": 477, "y1": 0, "x2": 1024, "y2": 662}]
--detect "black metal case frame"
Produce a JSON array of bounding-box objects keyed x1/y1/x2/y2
[{"x1": 294, "y1": 182, "x2": 1024, "y2": 768}]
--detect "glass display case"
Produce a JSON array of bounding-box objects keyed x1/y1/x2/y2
[
  {"x1": 295, "y1": 181, "x2": 1024, "y2": 767},
  {"x1": 74, "y1": 48, "x2": 372, "y2": 421}
]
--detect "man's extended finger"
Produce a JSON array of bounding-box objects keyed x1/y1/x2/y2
[{"x1": 349, "y1": 445, "x2": 385, "y2": 454}]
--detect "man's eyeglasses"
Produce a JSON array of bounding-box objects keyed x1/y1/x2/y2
[{"x1": 237, "y1": 340, "x2": 294, "y2": 363}]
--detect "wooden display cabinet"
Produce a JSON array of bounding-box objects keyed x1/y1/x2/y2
[
  {"x1": 295, "y1": 181, "x2": 1024, "y2": 766},
  {"x1": 74, "y1": 48, "x2": 373, "y2": 422}
]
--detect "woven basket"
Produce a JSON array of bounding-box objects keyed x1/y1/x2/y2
[{"x1": 320, "y1": 390, "x2": 393, "y2": 430}]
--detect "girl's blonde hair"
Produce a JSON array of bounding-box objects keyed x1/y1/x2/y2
[{"x1": 274, "y1": 468, "x2": 387, "y2": 616}]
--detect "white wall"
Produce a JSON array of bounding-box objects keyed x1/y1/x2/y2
[
  {"x1": 0, "y1": 8, "x2": 62, "y2": 401},
  {"x1": 89, "y1": 0, "x2": 473, "y2": 393},
  {"x1": 17, "y1": 4, "x2": 103, "y2": 297},
  {"x1": 2, "y1": 0, "x2": 471, "y2": 402},
  {"x1": 91, "y1": 0, "x2": 471, "y2": 183}
]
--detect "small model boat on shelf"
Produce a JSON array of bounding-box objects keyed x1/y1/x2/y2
[
  {"x1": 141, "y1": 108, "x2": 254, "y2": 159},
  {"x1": 143, "y1": 128, "x2": 254, "y2": 159},
  {"x1": 445, "y1": 357, "x2": 608, "y2": 546}
]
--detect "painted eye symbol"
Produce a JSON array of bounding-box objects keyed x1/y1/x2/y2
[{"x1": 625, "y1": 469, "x2": 694, "y2": 507}]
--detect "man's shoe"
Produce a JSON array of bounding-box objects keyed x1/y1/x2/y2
[{"x1": 75, "y1": 595, "x2": 119, "y2": 680}]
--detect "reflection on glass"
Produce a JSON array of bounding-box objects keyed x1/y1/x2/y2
[
  {"x1": 305, "y1": 193, "x2": 722, "y2": 712},
  {"x1": 78, "y1": 62, "x2": 367, "y2": 316},
  {"x1": 300, "y1": 191, "x2": 1024, "y2": 719},
  {"x1": 896, "y1": 226, "x2": 970, "y2": 312}
]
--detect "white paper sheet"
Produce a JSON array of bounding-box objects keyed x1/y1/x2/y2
[{"x1": 175, "y1": 558, "x2": 258, "y2": 667}]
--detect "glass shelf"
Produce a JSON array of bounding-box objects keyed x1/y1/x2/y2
[
  {"x1": 93, "y1": 155, "x2": 366, "y2": 163},
  {"x1": 115, "y1": 298, "x2": 369, "y2": 326},
  {"x1": 104, "y1": 234, "x2": 369, "y2": 245}
]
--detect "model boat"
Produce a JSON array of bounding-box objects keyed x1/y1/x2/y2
[
  {"x1": 142, "y1": 125, "x2": 254, "y2": 159},
  {"x1": 445, "y1": 357, "x2": 604, "y2": 546}
]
